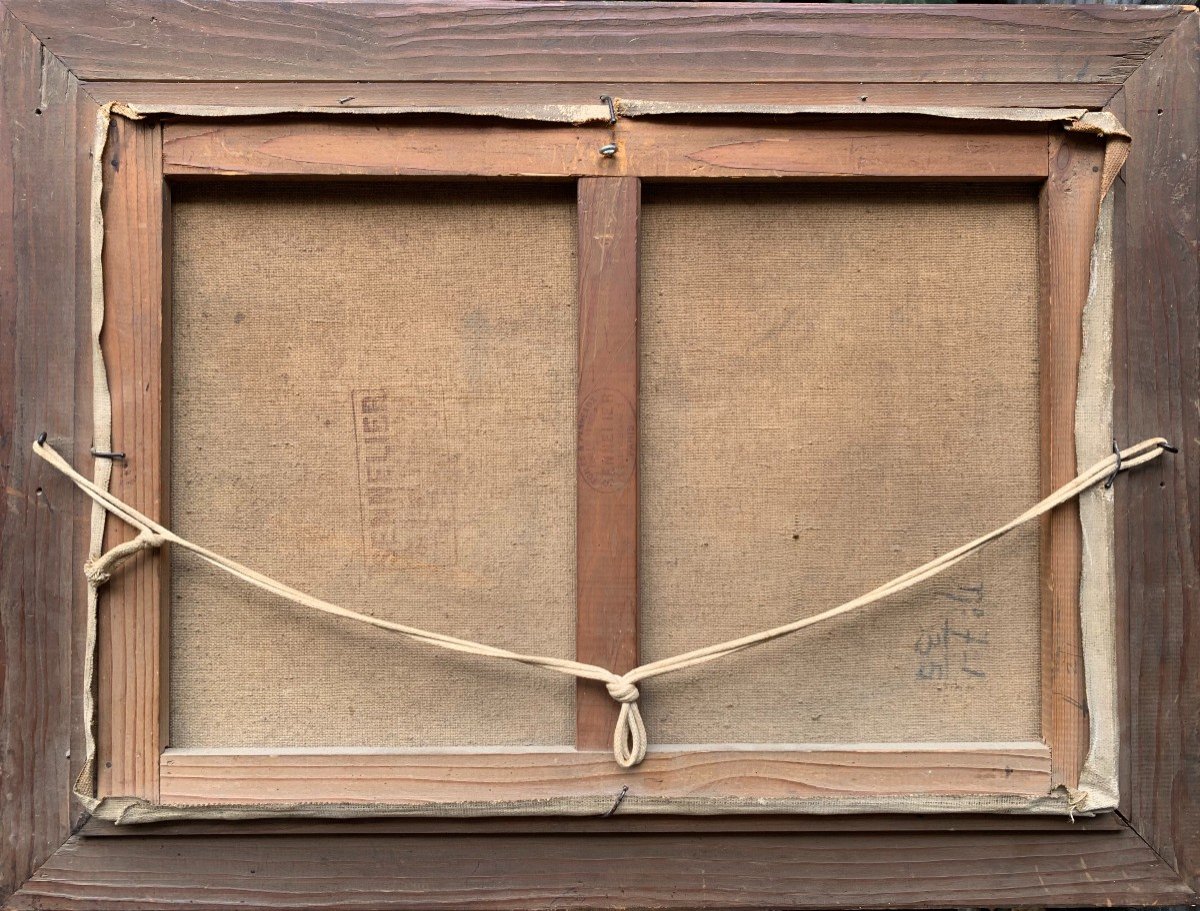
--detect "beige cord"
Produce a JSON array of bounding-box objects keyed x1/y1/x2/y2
[{"x1": 33, "y1": 435, "x2": 1173, "y2": 768}]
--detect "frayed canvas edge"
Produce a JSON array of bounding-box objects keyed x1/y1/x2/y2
[{"x1": 1073, "y1": 192, "x2": 1120, "y2": 814}]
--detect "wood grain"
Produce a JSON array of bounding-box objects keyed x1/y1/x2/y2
[
  {"x1": 158, "y1": 744, "x2": 1051, "y2": 806},
  {"x1": 576, "y1": 178, "x2": 640, "y2": 751},
  {"x1": 13, "y1": 828, "x2": 1192, "y2": 910},
  {"x1": 96, "y1": 117, "x2": 167, "y2": 801},
  {"x1": 0, "y1": 0, "x2": 1195, "y2": 906},
  {"x1": 76, "y1": 810, "x2": 1129, "y2": 838},
  {"x1": 0, "y1": 8, "x2": 94, "y2": 903},
  {"x1": 83, "y1": 80, "x2": 1123, "y2": 112},
  {"x1": 1112, "y1": 12, "x2": 1200, "y2": 890},
  {"x1": 3, "y1": 1, "x2": 1187, "y2": 84},
  {"x1": 161, "y1": 118, "x2": 1051, "y2": 180},
  {"x1": 1038, "y1": 132, "x2": 1107, "y2": 790}
]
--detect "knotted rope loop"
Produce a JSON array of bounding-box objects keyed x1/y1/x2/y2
[
  {"x1": 597, "y1": 676, "x2": 645, "y2": 768},
  {"x1": 605, "y1": 678, "x2": 640, "y2": 704},
  {"x1": 613, "y1": 701, "x2": 647, "y2": 769},
  {"x1": 84, "y1": 529, "x2": 166, "y2": 586},
  {"x1": 604, "y1": 677, "x2": 646, "y2": 768}
]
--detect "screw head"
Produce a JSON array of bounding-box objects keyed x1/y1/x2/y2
[{"x1": 599, "y1": 143, "x2": 618, "y2": 158}]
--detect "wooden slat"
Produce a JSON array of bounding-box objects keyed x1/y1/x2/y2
[
  {"x1": 5, "y1": 1, "x2": 1187, "y2": 84},
  {"x1": 1112, "y1": 13, "x2": 1200, "y2": 876},
  {"x1": 15, "y1": 828, "x2": 1193, "y2": 911},
  {"x1": 576, "y1": 178, "x2": 640, "y2": 750},
  {"x1": 0, "y1": 9, "x2": 96, "y2": 900},
  {"x1": 161, "y1": 119, "x2": 1051, "y2": 180},
  {"x1": 77, "y1": 811, "x2": 1129, "y2": 838},
  {"x1": 159, "y1": 744, "x2": 1051, "y2": 806},
  {"x1": 82, "y1": 80, "x2": 1124, "y2": 111},
  {"x1": 96, "y1": 117, "x2": 168, "y2": 801},
  {"x1": 1039, "y1": 132, "x2": 1107, "y2": 790}
]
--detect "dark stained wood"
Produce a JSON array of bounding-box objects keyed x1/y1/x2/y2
[
  {"x1": 2, "y1": 1, "x2": 1187, "y2": 84},
  {"x1": 0, "y1": 6, "x2": 94, "y2": 902},
  {"x1": 12, "y1": 829, "x2": 1193, "y2": 910},
  {"x1": 76, "y1": 810, "x2": 1129, "y2": 838},
  {"x1": 1111, "y1": 12, "x2": 1200, "y2": 891},
  {"x1": 82, "y1": 79, "x2": 1123, "y2": 111},
  {"x1": 576, "y1": 178, "x2": 640, "y2": 750},
  {"x1": 160, "y1": 118, "x2": 1051, "y2": 180},
  {"x1": 1038, "y1": 132, "x2": 1107, "y2": 789},
  {"x1": 96, "y1": 117, "x2": 167, "y2": 802}
]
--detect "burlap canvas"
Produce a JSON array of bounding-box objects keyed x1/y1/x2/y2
[
  {"x1": 171, "y1": 180, "x2": 1043, "y2": 750},
  {"x1": 639, "y1": 184, "x2": 1042, "y2": 744},
  {"x1": 169, "y1": 182, "x2": 579, "y2": 748}
]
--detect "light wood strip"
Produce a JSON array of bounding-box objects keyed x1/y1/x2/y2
[
  {"x1": 1039, "y1": 133, "x2": 1106, "y2": 789},
  {"x1": 84, "y1": 80, "x2": 1123, "y2": 111},
  {"x1": 97, "y1": 117, "x2": 169, "y2": 800},
  {"x1": 160, "y1": 744, "x2": 1052, "y2": 806},
  {"x1": 576, "y1": 178, "x2": 641, "y2": 750},
  {"x1": 161, "y1": 119, "x2": 1050, "y2": 180}
]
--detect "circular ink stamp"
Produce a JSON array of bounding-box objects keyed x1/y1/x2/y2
[{"x1": 578, "y1": 388, "x2": 636, "y2": 492}]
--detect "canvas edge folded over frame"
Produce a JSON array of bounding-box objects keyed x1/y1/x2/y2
[{"x1": 75, "y1": 101, "x2": 1127, "y2": 823}]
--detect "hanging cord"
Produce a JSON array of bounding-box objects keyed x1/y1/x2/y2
[{"x1": 33, "y1": 435, "x2": 1175, "y2": 768}]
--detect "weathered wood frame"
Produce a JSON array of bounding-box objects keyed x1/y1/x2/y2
[{"x1": 2, "y1": 2, "x2": 1195, "y2": 908}]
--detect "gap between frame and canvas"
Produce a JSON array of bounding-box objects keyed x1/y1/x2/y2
[{"x1": 78, "y1": 101, "x2": 1126, "y2": 824}]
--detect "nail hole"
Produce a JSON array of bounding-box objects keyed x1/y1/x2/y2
[
  {"x1": 792, "y1": 534, "x2": 800, "y2": 541},
  {"x1": 1157, "y1": 109, "x2": 1164, "y2": 116},
  {"x1": 860, "y1": 95, "x2": 868, "y2": 102},
  {"x1": 34, "y1": 108, "x2": 42, "y2": 116},
  {"x1": 35, "y1": 487, "x2": 44, "y2": 496}
]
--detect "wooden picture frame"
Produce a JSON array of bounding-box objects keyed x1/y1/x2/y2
[{"x1": 3, "y1": 2, "x2": 1196, "y2": 907}]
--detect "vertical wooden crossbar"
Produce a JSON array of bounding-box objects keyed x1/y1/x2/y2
[
  {"x1": 575, "y1": 177, "x2": 641, "y2": 750},
  {"x1": 1040, "y1": 132, "x2": 1106, "y2": 789},
  {"x1": 97, "y1": 117, "x2": 169, "y2": 799}
]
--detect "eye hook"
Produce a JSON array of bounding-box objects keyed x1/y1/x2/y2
[{"x1": 598, "y1": 96, "x2": 619, "y2": 159}]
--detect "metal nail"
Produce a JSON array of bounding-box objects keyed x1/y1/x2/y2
[
  {"x1": 602, "y1": 784, "x2": 629, "y2": 817},
  {"x1": 600, "y1": 94, "x2": 617, "y2": 125}
]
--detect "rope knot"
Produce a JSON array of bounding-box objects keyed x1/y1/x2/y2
[
  {"x1": 83, "y1": 559, "x2": 111, "y2": 586},
  {"x1": 605, "y1": 679, "x2": 640, "y2": 704},
  {"x1": 85, "y1": 529, "x2": 165, "y2": 587},
  {"x1": 606, "y1": 676, "x2": 647, "y2": 768}
]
